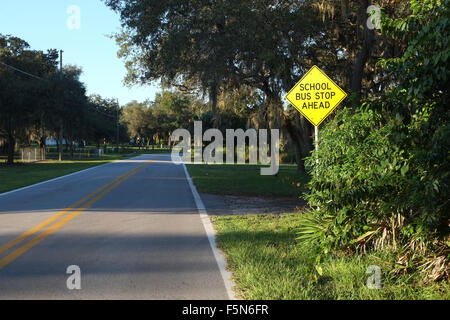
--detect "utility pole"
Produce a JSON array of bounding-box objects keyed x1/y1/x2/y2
[
  {"x1": 58, "y1": 50, "x2": 64, "y2": 162},
  {"x1": 116, "y1": 98, "x2": 120, "y2": 153},
  {"x1": 60, "y1": 50, "x2": 63, "y2": 75}
]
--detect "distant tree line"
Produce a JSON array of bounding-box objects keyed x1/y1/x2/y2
[
  {"x1": 0, "y1": 34, "x2": 122, "y2": 164},
  {"x1": 120, "y1": 86, "x2": 263, "y2": 149}
]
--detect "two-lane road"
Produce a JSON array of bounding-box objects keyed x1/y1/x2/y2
[{"x1": 0, "y1": 154, "x2": 231, "y2": 299}]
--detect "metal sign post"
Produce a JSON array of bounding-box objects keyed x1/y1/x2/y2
[
  {"x1": 315, "y1": 125, "x2": 319, "y2": 173},
  {"x1": 285, "y1": 65, "x2": 348, "y2": 174}
]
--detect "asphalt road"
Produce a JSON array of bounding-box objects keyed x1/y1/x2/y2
[{"x1": 0, "y1": 154, "x2": 230, "y2": 299}]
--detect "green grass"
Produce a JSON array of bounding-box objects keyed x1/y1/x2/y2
[
  {"x1": 212, "y1": 214, "x2": 449, "y2": 300},
  {"x1": 186, "y1": 163, "x2": 309, "y2": 197},
  {"x1": 0, "y1": 151, "x2": 157, "y2": 194},
  {"x1": 185, "y1": 158, "x2": 449, "y2": 299}
]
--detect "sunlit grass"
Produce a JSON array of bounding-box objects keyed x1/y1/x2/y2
[
  {"x1": 186, "y1": 163, "x2": 309, "y2": 197},
  {"x1": 213, "y1": 214, "x2": 450, "y2": 300}
]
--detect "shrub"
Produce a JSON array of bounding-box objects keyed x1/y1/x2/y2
[{"x1": 298, "y1": 0, "x2": 449, "y2": 281}]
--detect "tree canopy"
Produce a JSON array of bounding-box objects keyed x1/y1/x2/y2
[{"x1": 0, "y1": 34, "x2": 123, "y2": 163}]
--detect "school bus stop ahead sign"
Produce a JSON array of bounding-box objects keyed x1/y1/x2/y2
[{"x1": 285, "y1": 66, "x2": 347, "y2": 127}]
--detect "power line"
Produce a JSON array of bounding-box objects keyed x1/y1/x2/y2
[
  {"x1": 1, "y1": 56, "x2": 121, "y2": 132},
  {"x1": 89, "y1": 106, "x2": 117, "y2": 119},
  {"x1": 0, "y1": 61, "x2": 43, "y2": 80}
]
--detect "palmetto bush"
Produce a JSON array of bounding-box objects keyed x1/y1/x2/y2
[{"x1": 298, "y1": 105, "x2": 449, "y2": 280}]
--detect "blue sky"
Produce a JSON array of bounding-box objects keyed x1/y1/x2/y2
[{"x1": 0, "y1": 0, "x2": 160, "y2": 105}]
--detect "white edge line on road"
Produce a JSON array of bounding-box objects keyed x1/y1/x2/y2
[
  {"x1": 182, "y1": 162, "x2": 237, "y2": 300},
  {"x1": 0, "y1": 154, "x2": 147, "y2": 198}
]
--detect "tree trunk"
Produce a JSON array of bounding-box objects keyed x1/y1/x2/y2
[
  {"x1": 39, "y1": 135, "x2": 46, "y2": 161},
  {"x1": 69, "y1": 137, "x2": 74, "y2": 159},
  {"x1": 209, "y1": 82, "x2": 219, "y2": 128},
  {"x1": 55, "y1": 138, "x2": 59, "y2": 157},
  {"x1": 58, "y1": 122, "x2": 63, "y2": 162},
  {"x1": 39, "y1": 135, "x2": 46, "y2": 149},
  {"x1": 351, "y1": 0, "x2": 375, "y2": 103},
  {"x1": 7, "y1": 132, "x2": 15, "y2": 165},
  {"x1": 340, "y1": 0, "x2": 349, "y2": 21},
  {"x1": 282, "y1": 115, "x2": 310, "y2": 174}
]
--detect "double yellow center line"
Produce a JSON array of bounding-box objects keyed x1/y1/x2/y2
[{"x1": 0, "y1": 158, "x2": 158, "y2": 271}]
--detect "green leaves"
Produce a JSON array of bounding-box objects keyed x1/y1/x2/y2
[
  {"x1": 303, "y1": 101, "x2": 447, "y2": 253},
  {"x1": 300, "y1": 0, "x2": 449, "y2": 262},
  {"x1": 401, "y1": 164, "x2": 410, "y2": 177},
  {"x1": 315, "y1": 265, "x2": 323, "y2": 277},
  {"x1": 382, "y1": 0, "x2": 450, "y2": 102}
]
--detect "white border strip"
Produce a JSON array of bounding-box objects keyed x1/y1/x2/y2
[
  {"x1": 0, "y1": 155, "x2": 146, "y2": 198},
  {"x1": 182, "y1": 163, "x2": 237, "y2": 300}
]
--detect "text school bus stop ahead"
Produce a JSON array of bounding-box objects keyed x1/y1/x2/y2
[
  {"x1": 285, "y1": 65, "x2": 348, "y2": 155},
  {"x1": 285, "y1": 65, "x2": 348, "y2": 127}
]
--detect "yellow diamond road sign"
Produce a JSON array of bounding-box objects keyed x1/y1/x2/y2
[{"x1": 285, "y1": 65, "x2": 347, "y2": 127}]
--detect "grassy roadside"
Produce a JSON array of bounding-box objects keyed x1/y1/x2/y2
[
  {"x1": 186, "y1": 163, "x2": 309, "y2": 197},
  {"x1": 213, "y1": 214, "x2": 449, "y2": 300},
  {"x1": 0, "y1": 151, "x2": 160, "y2": 194},
  {"x1": 185, "y1": 164, "x2": 449, "y2": 300}
]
